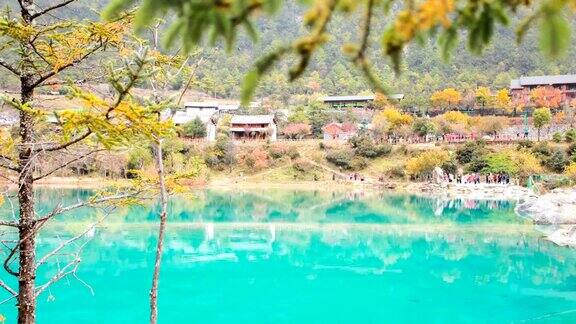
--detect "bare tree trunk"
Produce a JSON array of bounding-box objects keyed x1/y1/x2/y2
[
  {"x1": 16, "y1": 2, "x2": 38, "y2": 322},
  {"x1": 150, "y1": 139, "x2": 168, "y2": 324},
  {"x1": 17, "y1": 83, "x2": 37, "y2": 324}
]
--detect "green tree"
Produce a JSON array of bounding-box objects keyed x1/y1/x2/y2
[
  {"x1": 182, "y1": 117, "x2": 207, "y2": 138},
  {"x1": 306, "y1": 102, "x2": 330, "y2": 138},
  {"x1": 533, "y1": 108, "x2": 552, "y2": 141},
  {"x1": 412, "y1": 118, "x2": 436, "y2": 137}
]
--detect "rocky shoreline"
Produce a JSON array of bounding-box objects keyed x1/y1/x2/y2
[
  {"x1": 407, "y1": 182, "x2": 537, "y2": 201},
  {"x1": 516, "y1": 188, "x2": 576, "y2": 247}
]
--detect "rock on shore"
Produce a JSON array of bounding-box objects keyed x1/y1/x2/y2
[
  {"x1": 410, "y1": 182, "x2": 536, "y2": 201},
  {"x1": 516, "y1": 188, "x2": 576, "y2": 247},
  {"x1": 516, "y1": 188, "x2": 576, "y2": 225}
]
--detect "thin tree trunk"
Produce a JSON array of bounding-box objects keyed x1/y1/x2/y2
[
  {"x1": 17, "y1": 85, "x2": 37, "y2": 324},
  {"x1": 150, "y1": 139, "x2": 168, "y2": 324},
  {"x1": 16, "y1": 1, "x2": 39, "y2": 321}
]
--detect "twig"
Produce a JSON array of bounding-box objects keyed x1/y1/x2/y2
[
  {"x1": 31, "y1": 0, "x2": 78, "y2": 19},
  {"x1": 0, "y1": 279, "x2": 16, "y2": 296},
  {"x1": 33, "y1": 149, "x2": 104, "y2": 180}
]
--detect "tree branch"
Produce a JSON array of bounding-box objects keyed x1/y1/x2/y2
[
  {"x1": 33, "y1": 149, "x2": 104, "y2": 180},
  {"x1": 31, "y1": 43, "x2": 104, "y2": 89},
  {"x1": 31, "y1": 0, "x2": 78, "y2": 19},
  {"x1": 35, "y1": 217, "x2": 102, "y2": 270},
  {"x1": 0, "y1": 221, "x2": 18, "y2": 228},
  {"x1": 37, "y1": 129, "x2": 92, "y2": 153},
  {"x1": 0, "y1": 279, "x2": 17, "y2": 297},
  {"x1": 0, "y1": 58, "x2": 20, "y2": 76},
  {"x1": 0, "y1": 155, "x2": 21, "y2": 172},
  {"x1": 34, "y1": 258, "x2": 80, "y2": 297}
]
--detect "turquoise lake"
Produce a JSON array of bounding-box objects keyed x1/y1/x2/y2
[{"x1": 1, "y1": 188, "x2": 576, "y2": 323}]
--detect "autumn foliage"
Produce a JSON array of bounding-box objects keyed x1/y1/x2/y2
[
  {"x1": 430, "y1": 88, "x2": 461, "y2": 110},
  {"x1": 283, "y1": 122, "x2": 312, "y2": 139},
  {"x1": 530, "y1": 86, "x2": 563, "y2": 109}
]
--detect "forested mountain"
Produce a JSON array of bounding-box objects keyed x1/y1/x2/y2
[{"x1": 2, "y1": 0, "x2": 575, "y2": 108}]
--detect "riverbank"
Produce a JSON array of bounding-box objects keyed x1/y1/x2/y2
[{"x1": 2, "y1": 175, "x2": 541, "y2": 199}]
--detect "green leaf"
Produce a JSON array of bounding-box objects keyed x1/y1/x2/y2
[
  {"x1": 134, "y1": 0, "x2": 163, "y2": 30},
  {"x1": 539, "y1": 11, "x2": 570, "y2": 57},
  {"x1": 241, "y1": 70, "x2": 260, "y2": 106},
  {"x1": 242, "y1": 20, "x2": 258, "y2": 42},
  {"x1": 101, "y1": 0, "x2": 135, "y2": 21},
  {"x1": 438, "y1": 27, "x2": 458, "y2": 61}
]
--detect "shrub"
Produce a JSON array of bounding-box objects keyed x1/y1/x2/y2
[
  {"x1": 516, "y1": 140, "x2": 534, "y2": 150},
  {"x1": 126, "y1": 146, "x2": 153, "y2": 177},
  {"x1": 286, "y1": 146, "x2": 300, "y2": 159},
  {"x1": 552, "y1": 132, "x2": 563, "y2": 143},
  {"x1": 386, "y1": 165, "x2": 406, "y2": 179},
  {"x1": 412, "y1": 118, "x2": 437, "y2": 136},
  {"x1": 205, "y1": 135, "x2": 235, "y2": 169},
  {"x1": 292, "y1": 158, "x2": 312, "y2": 173},
  {"x1": 565, "y1": 162, "x2": 576, "y2": 180},
  {"x1": 350, "y1": 156, "x2": 369, "y2": 170},
  {"x1": 326, "y1": 149, "x2": 355, "y2": 169},
  {"x1": 466, "y1": 155, "x2": 489, "y2": 173},
  {"x1": 349, "y1": 134, "x2": 392, "y2": 158},
  {"x1": 531, "y1": 142, "x2": 551, "y2": 161},
  {"x1": 268, "y1": 143, "x2": 288, "y2": 159},
  {"x1": 567, "y1": 143, "x2": 576, "y2": 158},
  {"x1": 546, "y1": 149, "x2": 569, "y2": 173},
  {"x1": 441, "y1": 159, "x2": 458, "y2": 175},
  {"x1": 405, "y1": 150, "x2": 451, "y2": 179},
  {"x1": 456, "y1": 140, "x2": 487, "y2": 164},
  {"x1": 566, "y1": 129, "x2": 576, "y2": 143},
  {"x1": 243, "y1": 148, "x2": 269, "y2": 171},
  {"x1": 484, "y1": 152, "x2": 519, "y2": 175},
  {"x1": 483, "y1": 150, "x2": 542, "y2": 177},
  {"x1": 282, "y1": 122, "x2": 312, "y2": 139},
  {"x1": 181, "y1": 117, "x2": 207, "y2": 138}
]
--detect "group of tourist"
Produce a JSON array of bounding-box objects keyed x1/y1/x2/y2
[{"x1": 441, "y1": 172, "x2": 512, "y2": 185}]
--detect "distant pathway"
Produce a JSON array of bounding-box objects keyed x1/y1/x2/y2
[{"x1": 299, "y1": 156, "x2": 378, "y2": 184}]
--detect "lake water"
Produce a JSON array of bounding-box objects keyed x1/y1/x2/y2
[{"x1": 1, "y1": 188, "x2": 576, "y2": 323}]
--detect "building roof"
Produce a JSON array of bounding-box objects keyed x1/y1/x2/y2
[
  {"x1": 323, "y1": 93, "x2": 404, "y2": 102},
  {"x1": 184, "y1": 101, "x2": 219, "y2": 108},
  {"x1": 230, "y1": 115, "x2": 275, "y2": 125},
  {"x1": 511, "y1": 74, "x2": 576, "y2": 88},
  {"x1": 219, "y1": 104, "x2": 239, "y2": 111},
  {"x1": 510, "y1": 79, "x2": 522, "y2": 89},
  {"x1": 322, "y1": 122, "x2": 357, "y2": 135}
]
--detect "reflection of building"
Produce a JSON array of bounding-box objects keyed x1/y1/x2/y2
[
  {"x1": 322, "y1": 94, "x2": 404, "y2": 109},
  {"x1": 510, "y1": 74, "x2": 576, "y2": 106},
  {"x1": 230, "y1": 115, "x2": 277, "y2": 141},
  {"x1": 322, "y1": 122, "x2": 358, "y2": 140}
]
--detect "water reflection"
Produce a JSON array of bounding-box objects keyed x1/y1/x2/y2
[
  {"x1": 0, "y1": 224, "x2": 574, "y2": 323},
  {"x1": 1, "y1": 188, "x2": 523, "y2": 225}
]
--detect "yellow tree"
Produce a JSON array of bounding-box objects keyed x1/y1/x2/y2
[
  {"x1": 372, "y1": 92, "x2": 390, "y2": 110},
  {"x1": 494, "y1": 88, "x2": 512, "y2": 113},
  {"x1": 372, "y1": 106, "x2": 413, "y2": 138},
  {"x1": 0, "y1": 3, "x2": 174, "y2": 323},
  {"x1": 430, "y1": 88, "x2": 462, "y2": 111},
  {"x1": 474, "y1": 86, "x2": 492, "y2": 111}
]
